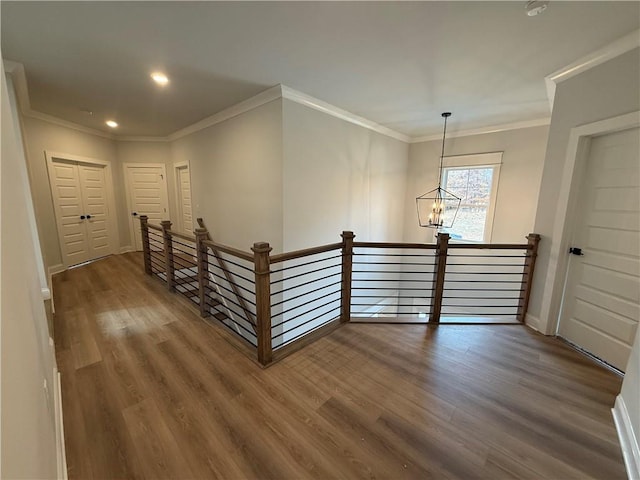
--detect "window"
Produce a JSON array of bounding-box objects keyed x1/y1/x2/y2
[{"x1": 441, "y1": 153, "x2": 502, "y2": 242}]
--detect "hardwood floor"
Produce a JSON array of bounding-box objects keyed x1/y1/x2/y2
[{"x1": 53, "y1": 253, "x2": 626, "y2": 479}]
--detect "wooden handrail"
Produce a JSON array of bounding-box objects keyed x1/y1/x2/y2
[
  {"x1": 353, "y1": 241, "x2": 529, "y2": 250},
  {"x1": 147, "y1": 223, "x2": 162, "y2": 231},
  {"x1": 197, "y1": 219, "x2": 257, "y2": 331},
  {"x1": 353, "y1": 241, "x2": 437, "y2": 250},
  {"x1": 201, "y1": 239, "x2": 254, "y2": 263},
  {"x1": 169, "y1": 230, "x2": 196, "y2": 243},
  {"x1": 447, "y1": 243, "x2": 529, "y2": 250},
  {"x1": 270, "y1": 242, "x2": 342, "y2": 264}
]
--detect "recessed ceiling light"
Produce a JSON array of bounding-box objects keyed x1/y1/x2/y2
[
  {"x1": 151, "y1": 72, "x2": 169, "y2": 86},
  {"x1": 106, "y1": 120, "x2": 118, "y2": 128}
]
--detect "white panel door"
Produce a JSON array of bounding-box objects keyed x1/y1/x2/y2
[
  {"x1": 49, "y1": 159, "x2": 91, "y2": 266},
  {"x1": 178, "y1": 166, "x2": 193, "y2": 234},
  {"x1": 558, "y1": 127, "x2": 640, "y2": 371},
  {"x1": 125, "y1": 165, "x2": 169, "y2": 251},
  {"x1": 78, "y1": 164, "x2": 112, "y2": 260},
  {"x1": 49, "y1": 158, "x2": 114, "y2": 267}
]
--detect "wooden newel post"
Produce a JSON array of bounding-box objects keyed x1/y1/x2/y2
[
  {"x1": 195, "y1": 228, "x2": 210, "y2": 318},
  {"x1": 161, "y1": 220, "x2": 174, "y2": 291},
  {"x1": 517, "y1": 233, "x2": 541, "y2": 323},
  {"x1": 253, "y1": 242, "x2": 273, "y2": 366},
  {"x1": 429, "y1": 232, "x2": 450, "y2": 324},
  {"x1": 340, "y1": 231, "x2": 355, "y2": 323},
  {"x1": 139, "y1": 215, "x2": 151, "y2": 275}
]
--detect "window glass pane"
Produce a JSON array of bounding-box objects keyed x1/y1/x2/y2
[
  {"x1": 442, "y1": 166, "x2": 494, "y2": 242},
  {"x1": 448, "y1": 206, "x2": 488, "y2": 242}
]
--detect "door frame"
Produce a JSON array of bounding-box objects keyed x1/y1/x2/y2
[
  {"x1": 45, "y1": 151, "x2": 120, "y2": 268},
  {"x1": 122, "y1": 162, "x2": 169, "y2": 250},
  {"x1": 173, "y1": 160, "x2": 193, "y2": 234},
  {"x1": 536, "y1": 111, "x2": 640, "y2": 336}
]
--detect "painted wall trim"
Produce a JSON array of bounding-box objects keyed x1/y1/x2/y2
[
  {"x1": 281, "y1": 85, "x2": 410, "y2": 142},
  {"x1": 54, "y1": 369, "x2": 69, "y2": 480},
  {"x1": 4, "y1": 60, "x2": 31, "y2": 111},
  {"x1": 27, "y1": 110, "x2": 114, "y2": 139},
  {"x1": 167, "y1": 85, "x2": 283, "y2": 141},
  {"x1": 545, "y1": 29, "x2": 640, "y2": 110},
  {"x1": 4, "y1": 61, "x2": 116, "y2": 140},
  {"x1": 538, "y1": 111, "x2": 640, "y2": 336},
  {"x1": 48, "y1": 264, "x2": 66, "y2": 277},
  {"x1": 119, "y1": 246, "x2": 135, "y2": 254},
  {"x1": 5, "y1": 60, "x2": 555, "y2": 144},
  {"x1": 612, "y1": 395, "x2": 640, "y2": 480},
  {"x1": 411, "y1": 117, "x2": 550, "y2": 143},
  {"x1": 116, "y1": 136, "x2": 170, "y2": 143},
  {"x1": 525, "y1": 313, "x2": 542, "y2": 333}
]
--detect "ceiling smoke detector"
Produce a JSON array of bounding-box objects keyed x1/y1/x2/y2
[{"x1": 525, "y1": 0, "x2": 549, "y2": 16}]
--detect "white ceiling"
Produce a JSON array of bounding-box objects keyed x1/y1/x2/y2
[{"x1": 2, "y1": 1, "x2": 639, "y2": 138}]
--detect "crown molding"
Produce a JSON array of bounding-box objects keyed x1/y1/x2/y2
[
  {"x1": 167, "y1": 85, "x2": 282, "y2": 141},
  {"x1": 116, "y1": 136, "x2": 170, "y2": 143},
  {"x1": 26, "y1": 110, "x2": 115, "y2": 139},
  {"x1": 281, "y1": 85, "x2": 410, "y2": 143},
  {"x1": 545, "y1": 28, "x2": 640, "y2": 111},
  {"x1": 410, "y1": 117, "x2": 550, "y2": 144},
  {"x1": 4, "y1": 60, "x2": 31, "y2": 111},
  {"x1": 3, "y1": 60, "x2": 563, "y2": 146},
  {"x1": 4, "y1": 60, "x2": 116, "y2": 140}
]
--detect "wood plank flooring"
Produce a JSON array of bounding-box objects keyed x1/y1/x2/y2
[{"x1": 53, "y1": 253, "x2": 627, "y2": 479}]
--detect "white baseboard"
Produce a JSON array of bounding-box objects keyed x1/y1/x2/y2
[
  {"x1": 53, "y1": 368, "x2": 68, "y2": 479},
  {"x1": 119, "y1": 245, "x2": 135, "y2": 254},
  {"x1": 613, "y1": 395, "x2": 640, "y2": 480},
  {"x1": 48, "y1": 264, "x2": 65, "y2": 276},
  {"x1": 525, "y1": 313, "x2": 542, "y2": 333}
]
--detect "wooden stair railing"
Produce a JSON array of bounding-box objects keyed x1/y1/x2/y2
[
  {"x1": 196, "y1": 218, "x2": 257, "y2": 332},
  {"x1": 140, "y1": 215, "x2": 541, "y2": 367}
]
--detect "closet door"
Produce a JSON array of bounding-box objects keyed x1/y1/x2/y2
[
  {"x1": 78, "y1": 164, "x2": 112, "y2": 260},
  {"x1": 49, "y1": 159, "x2": 91, "y2": 266},
  {"x1": 48, "y1": 155, "x2": 115, "y2": 267}
]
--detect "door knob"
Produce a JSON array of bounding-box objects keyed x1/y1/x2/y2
[
  {"x1": 569, "y1": 247, "x2": 584, "y2": 256},
  {"x1": 86, "y1": 214, "x2": 92, "y2": 219},
  {"x1": 80, "y1": 215, "x2": 86, "y2": 220},
  {"x1": 132, "y1": 212, "x2": 138, "y2": 216}
]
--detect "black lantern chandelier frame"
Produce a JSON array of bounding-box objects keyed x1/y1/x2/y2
[{"x1": 416, "y1": 112, "x2": 461, "y2": 229}]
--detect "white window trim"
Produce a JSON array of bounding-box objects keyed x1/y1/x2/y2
[{"x1": 441, "y1": 152, "x2": 503, "y2": 243}]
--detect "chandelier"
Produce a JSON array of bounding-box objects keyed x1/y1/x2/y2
[{"x1": 416, "y1": 112, "x2": 461, "y2": 229}]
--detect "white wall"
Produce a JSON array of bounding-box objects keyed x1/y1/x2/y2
[
  {"x1": 404, "y1": 125, "x2": 549, "y2": 244},
  {"x1": 21, "y1": 116, "x2": 117, "y2": 270},
  {"x1": 172, "y1": 99, "x2": 283, "y2": 253},
  {"x1": 529, "y1": 48, "x2": 640, "y2": 334},
  {"x1": 617, "y1": 326, "x2": 640, "y2": 479},
  {"x1": 282, "y1": 99, "x2": 409, "y2": 250},
  {"x1": 1, "y1": 63, "x2": 59, "y2": 479},
  {"x1": 115, "y1": 140, "x2": 173, "y2": 248}
]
